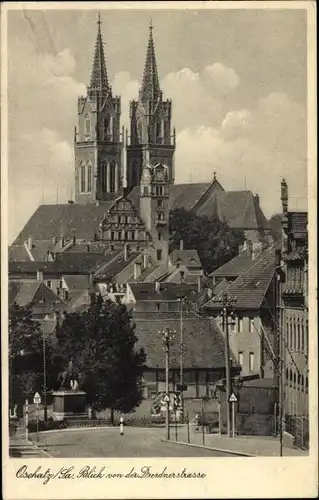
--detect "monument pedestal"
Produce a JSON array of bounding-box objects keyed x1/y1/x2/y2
[{"x1": 52, "y1": 391, "x2": 87, "y2": 421}]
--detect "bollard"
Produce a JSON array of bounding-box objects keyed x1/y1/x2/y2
[
  {"x1": 195, "y1": 413, "x2": 199, "y2": 431},
  {"x1": 120, "y1": 416, "x2": 124, "y2": 436}
]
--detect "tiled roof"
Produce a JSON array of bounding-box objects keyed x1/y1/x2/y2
[
  {"x1": 197, "y1": 191, "x2": 269, "y2": 229},
  {"x1": 94, "y1": 251, "x2": 140, "y2": 280},
  {"x1": 129, "y1": 184, "x2": 268, "y2": 230},
  {"x1": 133, "y1": 313, "x2": 233, "y2": 369},
  {"x1": 129, "y1": 282, "x2": 199, "y2": 302},
  {"x1": 63, "y1": 274, "x2": 91, "y2": 291},
  {"x1": 203, "y1": 246, "x2": 276, "y2": 311},
  {"x1": 9, "y1": 245, "x2": 30, "y2": 261},
  {"x1": 169, "y1": 249, "x2": 202, "y2": 268},
  {"x1": 9, "y1": 280, "x2": 66, "y2": 311},
  {"x1": 13, "y1": 202, "x2": 115, "y2": 243},
  {"x1": 29, "y1": 240, "x2": 55, "y2": 261},
  {"x1": 209, "y1": 252, "x2": 253, "y2": 278},
  {"x1": 288, "y1": 212, "x2": 307, "y2": 239}
]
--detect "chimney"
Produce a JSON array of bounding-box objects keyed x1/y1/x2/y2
[
  {"x1": 281, "y1": 178, "x2": 288, "y2": 215},
  {"x1": 73, "y1": 235, "x2": 76, "y2": 245},
  {"x1": 155, "y1": 281, "x2": 160, "y2": 292},
  {"x1": 252, "y1": 242, "x2": 262, "y2": 261},
  {"x1": 143, "y1": 252, "x2": 148, "y2": 269},
  {"x1": 36, "y1": 269, "x2": 43, "y2": 281},
  {"x1": 179, "y1": 239, "x2": 184, "y2": 251}
]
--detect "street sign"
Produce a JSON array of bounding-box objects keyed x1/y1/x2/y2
[
  {"x1": 229, "y1": 392, "x2": 238, "y2": 403},
  {"x1": 33, "y1": 392, "x2": 41, "y2": 405}
]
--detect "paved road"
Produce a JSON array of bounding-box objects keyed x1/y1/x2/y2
[{"x1": 29, "y1": 427, "x2": 238, "y2": 457}]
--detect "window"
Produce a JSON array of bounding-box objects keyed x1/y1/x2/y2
[
  {"x1": 59, "y1": 280, "x2": 63, "y2": 289},
  {"x1": 80, "y1": 163, "x2": 86, "y2": 193},
  {"x1": 238, "y1": 352, "x2": 244, "y2": 367},
  {"x1": 157, "y1": 249, "x2": 162, "y2": 261},
  {"x1": 231, "y1": 315, "x2": 236, "y2": 333},
  {"x1": 237, "y1": 317, "x2": 243, "y2": 333},
  {"x1": 156, "y1": 186, "x2": 163, "y2": 196},
  {"x1": 85, "y1": 114, "x2": 91, "y2": 136},
  {"x1": 249, "y1": 318, "x2": 254, "y2": 333},
  {"x1": 47, "y1": 280, "x2": 52, "y2": 288},
  {"x1": 111, "y1": 232, "x2": 114, "y2": 241},
  {"x1": 249, "y1": 352, "x2": 255, "y2": 372},
  {"x1": 124, "y1": 231, "x2": 128, "y2": 240},
  {"x1": 132, "y1": 232, "x2": 135, "y2": 241},
  {"x1": 87, "y1": 163, "x2": 92, "y2": 192},
  {"x1": 143, "y1": 186, "x2": 149, "y2": 196},
  {"x1": 157, "y1": 199, "x2": 163, "y2": 207},
  {"x1": 158, "y1": 231, "x2": 162, "y2": 241},
  {"x1": 156, "y1": 303, "x2": 160, "y2": 312},
  {"x1": 297, "y1": 319, "x2": 301, "y2": 351}
]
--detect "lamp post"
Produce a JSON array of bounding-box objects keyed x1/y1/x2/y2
[
  {"x1": 161, "y1": 328, "x2": 175, "y2": 440},
  {"x1": 43, "y1": 334, "x2": 48, "y2": 422}
]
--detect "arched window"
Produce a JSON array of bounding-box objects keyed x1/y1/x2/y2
[
  {"x1": 101, "y1": 161, "x2": 107, "y2": 193},
  {"x1": 110, "y1": 161, "x2": 116, "y2": 192},
  {"x1": 104, "y1": 114, "x2": 111, "y2": 141},
  {"x1": 87, "y1": 163, "x2": 92, "y2": 192},
  {"x1": 155, "y1": 117, "x2": 164, "y2": 144},
  {"x1": 132, "y1": 160, "x2": 139, "y2": 187},
  {"x1": 80, "y1": 162, "x2": 86, "y2": 192},
  {"x1": 85, "y1": 114, "x2": 91, "y2": 136}
]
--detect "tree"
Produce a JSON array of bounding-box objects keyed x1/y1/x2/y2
[
  {"x1": 53, "y1": 295, "x2": 146, "y2": 422},
  {"x1": 9, "y1": 303, "x2": 44, "y2": 407},
  {"x1": 269, "y1": 213, "x2": 282, "y2": 242},
  {"x1": 169, "y1": 208, "x2": 245, "y2": 274}
]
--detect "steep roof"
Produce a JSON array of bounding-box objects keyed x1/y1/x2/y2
[
  {"x1": 13, "y1": 202, "x2": 115, "y2": 243},
  {"x1": 94, "y1": 251, "x2": 140, "y2": 281},
  {"x1": 128, "y1": 184, "x2": 268, "y2": 231},
  {"x1": 9, "y1": 280, "x2": 66, "y2": 310},
  {"x1": 133, "y1": 313, "x2": 239, "y2": 370},
  {"x1": 9, "y1": 245, "x2": 30, "y2": 261},
  {"x1": 203, "y1": 246, "x2": 276, "y2": 311},
  {"x1": 209, "y1": 251, "x2": 253, "y2": 278},
  {"x1": 197, "y1": 190, "x2": 269, "y2": 229},
  {"x1": 63, "y1": 274, "x2": 91, "y2": 291},
  {"x1": 169, "y1": 249, "x2": 202, "y2": 269}
]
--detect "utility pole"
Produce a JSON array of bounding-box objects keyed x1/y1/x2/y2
[
  {"x1": 43, "y1": 334, "x2": 48, "y2": 422},
  {"x1": 162, "y1": 328, "x2": 175, "y2": 440},
  {"x1": 213, "y1": 292, "x2": 236, "y2": 437}
]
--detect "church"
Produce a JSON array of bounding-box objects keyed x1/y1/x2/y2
[{"x1": 12, "y1": 17, "x2": 270, "y2": 266}]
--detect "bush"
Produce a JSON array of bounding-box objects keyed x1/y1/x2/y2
[{"x1": 28, "y1": 418, "x2": 68, "y2": 432}]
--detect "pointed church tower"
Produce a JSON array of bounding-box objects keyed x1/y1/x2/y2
[
  {"x1": 74, "y1": 14, "x2": 123, "y2": 204},
  {"x1": 126, "y1": 23, "x2": 175, "y2": 192}
]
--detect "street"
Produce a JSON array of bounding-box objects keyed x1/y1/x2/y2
[{"x1": 29, "y1": 427, "x2": 239, "y2": 457}]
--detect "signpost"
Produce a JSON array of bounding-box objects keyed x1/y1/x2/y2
[
  {"x1": 33, "y1": 392, "x2": 41, "y2": 442},
  {"x1": 229, "y1": 392, "x2": 238, "y2": 438}
]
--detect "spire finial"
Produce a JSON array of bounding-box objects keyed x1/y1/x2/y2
[
  {"x1": 97, "y1": 12, "x2": 101, "y2": 27},
  {"x1": 88, "y1": 12, "x2": 110, "y2": 97},
  {"x1": 149, "y1": 18, "x2": 153, "y2": 32},
  {"x1": 213, "y1": 170, "x2": 217, "y2": 181}
]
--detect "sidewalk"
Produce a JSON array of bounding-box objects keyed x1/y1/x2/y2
[
  {"x1": 9, "y1": 433, "x2": 50, "y2": 457},
  {"x1": 169, "y1": 426, "x2": 308, "y2": 457}
]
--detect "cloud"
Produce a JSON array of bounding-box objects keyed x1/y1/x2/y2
[
  {"x1": 203, "y1": 63, "x2": 240, "y2": 94},
  {"x1": 175, "y1": 92, "x2": 307, "y2": 216}
]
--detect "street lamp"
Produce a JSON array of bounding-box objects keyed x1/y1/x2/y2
[{"x1": 160, "y1": 328, "x2": 175, "y2": 440}]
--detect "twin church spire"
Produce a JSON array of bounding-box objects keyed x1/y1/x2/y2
[{"x1": 74, "y1": 15, "x2": 174, "y2": 204}]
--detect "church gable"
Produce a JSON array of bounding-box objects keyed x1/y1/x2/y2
[{"x1": 99, "y1": 196, "x2": 151, "y2": 246}]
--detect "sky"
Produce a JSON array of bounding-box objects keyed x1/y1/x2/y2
[{"x1": 7, "y1": 7, "x2": 308, "y2": 243}]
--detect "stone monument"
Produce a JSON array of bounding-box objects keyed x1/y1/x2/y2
[{"x1": 52, "y1": 359, "x2": 87, "y2": 421}]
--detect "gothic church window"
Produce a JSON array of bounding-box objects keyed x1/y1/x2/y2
[
  {"x1": 87, "y1": 163, "x2": 92, "y2": 192},
  {"x1": 80, "y1": 162, "x2": 86, "y2": 193},
  {"x1": 155, "y1": 118, "x2": 164, "y2": 144},
  {"x1": 85, "y1": 114, "x2": 91, "y2": 136},
  {"x1": 137, "y1": 120, "x2": 143, "y2": 143},
  {"x1": 110, "y1": 161, "x2": 116, "y2": 192}
]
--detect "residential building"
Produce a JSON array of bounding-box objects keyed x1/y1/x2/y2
[{"x1": 280, "y1": 179, "x2": 308, "y2": 448}]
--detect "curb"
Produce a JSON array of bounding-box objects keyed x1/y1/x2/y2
[
  {"x1": 28, "y1": 425, "x2": 167, "y2": 436},
  {"x1": 161, "y1": 439, "x2": 255, "y2": 457}
]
